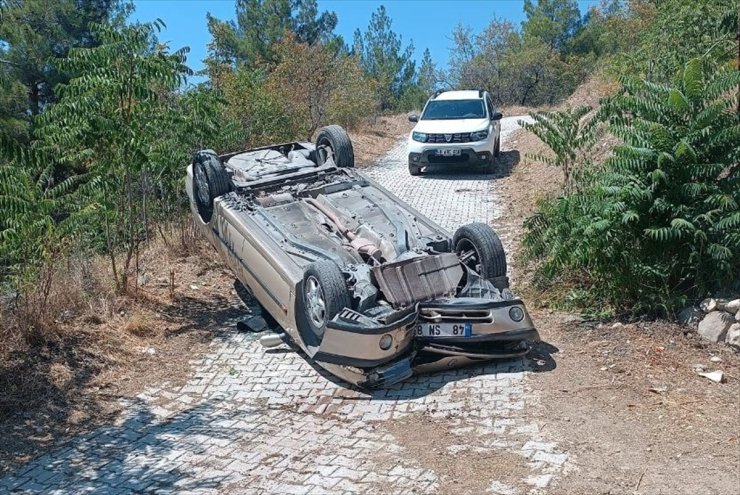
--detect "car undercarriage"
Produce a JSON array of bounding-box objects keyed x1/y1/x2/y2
[{"x1": 187, "y1": 125, "x2": 538, "y2": 388}]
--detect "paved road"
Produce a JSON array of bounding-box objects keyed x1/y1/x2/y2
[{"x1": 0, "y1": 116, "x2": 567, "y2": 495}]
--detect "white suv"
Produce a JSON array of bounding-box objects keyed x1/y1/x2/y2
[{"x1": 407, "y1": 90, "x2": 503, "y2": 176}]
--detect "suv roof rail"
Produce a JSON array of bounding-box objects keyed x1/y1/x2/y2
[
  {"x1": 432, "y1": 89, "x2": 444, "y2": 99},
  {"x1": 478, "y1": 89, "x2": 485, "y2": 98}
]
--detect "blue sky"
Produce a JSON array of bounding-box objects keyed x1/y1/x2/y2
[{"x1": 131, "y1": 0, "x2": 600, "y2": 80}]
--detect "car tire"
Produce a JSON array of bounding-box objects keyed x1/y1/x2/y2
[
  {"x1": 298, "y1": 259, "x2": 352, "y2": 345},
  {"x1": 315, "y1": 125, "x2": 354, "y2": 168},
  {"x1": 192, "y1": 149, "x2": 232, "y2": 223},
  {"x1": 409, "y1": 163, "x2": 422, "y2": 176},
  {"x1": 482, "y1": 153, "x2": 496, "y2": 174},
  {"x1": 453, "y1": 222, "x2": 507, "y2": 281},
  {"x1": 494, "y1": 135, "x2": 501, "y2": 157}
]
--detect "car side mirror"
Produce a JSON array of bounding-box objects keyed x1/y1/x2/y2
[
  {"x1": 491, "y1": 112, "x2": 503, "y2": 121},
  {"x1": 408, "y1": 114, "x2": 419, "y2": 123}
]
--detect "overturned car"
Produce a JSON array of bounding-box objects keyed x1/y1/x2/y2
[{"x1": 186, "y1": 125, "x2": 538, "y2": 388}]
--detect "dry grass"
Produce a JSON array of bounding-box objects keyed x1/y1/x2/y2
[
  {"x1": 0, "y1": 221, "x2": 244, "y2": 474},
  {"x1": 348, "y1": 113, "x2": 415, "y2": 167}
]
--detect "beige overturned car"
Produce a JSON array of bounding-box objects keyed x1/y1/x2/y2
[{"x1": 186, "y1": 125, "x2": 538, "y2": 387}]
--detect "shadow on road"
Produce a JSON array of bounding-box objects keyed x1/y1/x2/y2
[
  {"x1": 1, "y1": 399, "x2": 246, "y2": 493},
  {"x1": 271, "y1": 324, "x2": 559, "y2": 401}
]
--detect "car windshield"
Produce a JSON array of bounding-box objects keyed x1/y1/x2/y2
[{"x1": 421, "y1": 99, "x2": 487, "y2": 120}]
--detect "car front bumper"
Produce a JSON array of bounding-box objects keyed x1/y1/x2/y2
[
  {"x1": 312, "y1": 297, "x2": 538, "y2": 388},
  {"x1": 409, "y1": 147, "x2": 493, "y2": 166}
]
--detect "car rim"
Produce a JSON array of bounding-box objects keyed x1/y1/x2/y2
[
  {"x1": 317, "y1": 139, "x2": 334, "y2": 163},
  {"x1": 456, "y1": 239, "x2": 482, "y2": 274},
  {"x1": 305, "y1": 276, "x2": 327, "y2": 328}
]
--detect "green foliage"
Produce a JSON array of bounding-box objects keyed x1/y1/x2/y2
[
  {"x1": 266, "y1": 37, "x2": 377, "y2": 139},
  {"x1": 524, "y1": 59, "x2": 740, "y2": 315},
  {"x1": 522, "y1": 106, "x2": 601, "y2": 192},
  {"x1": 0, "y1": 138, "x2": 99, "y2": 291},
  {"x1": 206, "y1": 0, "x2": 337, "y2": 70},
  {"x1": 523, "y1": 0, "x2": 581, "y2": 51},
  {"x1": 625, "y1": 0, "x2": 737, "y2": 82},
  {"x1": 352, "y1": 5, "x2": 416, "y2": 111},
  {"x1": 0, "y1": 0, "x2": 126, "y2": 116},
  {"x1": 29, "y1": 20, "x2": 197, "y2": 290},
  {"x1": 447, "y1": 11, "x2": 590, "y2": 106}
]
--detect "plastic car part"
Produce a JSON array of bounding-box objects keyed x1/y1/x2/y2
[
  {"x1": 315, "y1": 125, "x2": 354, "y2": 168},
  {"x1": 371, "y1": 252, "x2": 463, "y2": 308},
  {"x1": 453, "y1": 222, "x2": 507, "y2": 280}
]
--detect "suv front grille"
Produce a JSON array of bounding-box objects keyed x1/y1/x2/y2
[{"x1": 427, "y1": 133, "x2": 473, "y2": 144}]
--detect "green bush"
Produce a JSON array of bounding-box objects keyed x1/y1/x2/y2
[
  {"x1": 524, "y1": 58, "x2": 740, "y2": 315},
  {"x1": 522, "y1": 105, "x2": 602, "y2": 193}
]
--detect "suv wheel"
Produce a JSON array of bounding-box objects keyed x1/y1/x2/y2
[
  {"x1": 494, "y1": 135, "x2": 501, "y2": 157},
  {"x1": 482, "y1": 153, "x2": 496, "y2": 174},
  {"x1": 409, "y1": 163, "x2": 422, "y2": 176}
]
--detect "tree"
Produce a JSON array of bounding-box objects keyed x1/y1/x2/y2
[
  {"x1": 417, "y1": 48, "x2": 438, "y2": 96},
  {"x1": 522, "y1": 106, "x2": 601, "y2": 193},
  {"x1": 0, "y1": 53, "x2": 28, "y2": 142},
  {"x1": 352, "y1": 5, "x2": 416, "y2": 111},
  {"x1": 447, "y1": 18, "x2": 518, "y2": 102},
  {"x1": 206, "y1": 0, "x2": 337, "y2": 72},
  {"x1": 626, "y1": 0, "x2": 737, "y2": 82},
  {"x1": 34, "y1": 20, "x2": 192, "y2": 291},
  {"x1": 522, "y1": 0, "x2": 581, "y2": 52},
  {"x1": 266, "y1": 37, "x2": 376, "y2": 139},
  {"x1": 0, "y1": 0, "x2": 126, "y2": 116}
]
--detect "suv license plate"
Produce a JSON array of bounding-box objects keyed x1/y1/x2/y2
[
  {"x1": 416, "y1": 322, "x2": 472, "y2": 338},
  {"x1": 435, "y1": 149, "x2": 461, "y2": 156}
]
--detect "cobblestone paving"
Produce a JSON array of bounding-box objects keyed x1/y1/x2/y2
[{"x1": 0, "y1": 116, "x2": 567, "y2": 495}]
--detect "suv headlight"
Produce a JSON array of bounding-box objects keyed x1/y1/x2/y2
[
  {"x1": 412, "y1": 131, "x2": 428, "y2": 142},
  {"x1": 470, "y1": 129, "x2": 488, "y2": 141}
]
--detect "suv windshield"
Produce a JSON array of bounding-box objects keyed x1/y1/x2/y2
[{"x1": 421, "y1": 99, "x2": 486, "y2": 120}]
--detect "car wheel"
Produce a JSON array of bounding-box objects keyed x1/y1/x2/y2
[
  {"x1": 482, "y1": 153, "x2": 496, "y2": 174},
  {"x1": 298, "y1": 259, "x2": 352, "y2": 344},
  {"x1": 315, "y1": 125, "x2": 354, "y2": 168},
  {"x1": 192, "y1": 149, "x2": 232, "y2": 223},
  {"x1": 409, "y1": 163, "x2": 422, "y2": 176},
  {"x1": 494, "y1": 135, "x2": 501, "y2": 157},
  {"x1": 453, "y1": 223, "x2": 507, "y2": 281}
]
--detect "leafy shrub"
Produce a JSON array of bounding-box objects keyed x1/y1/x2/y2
[
  {"x1": 524, "y1": 58, "x2": 740, "y2": 315},
  {"x1": 522, "y1": 106, "x2": 602, "y2": 193}
]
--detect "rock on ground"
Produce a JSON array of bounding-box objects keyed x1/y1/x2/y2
[
  {"x1": 726, "y1": 323, "x2": 740, "y2": 350},
  {"x1": 697, "y1": 311, "x2": 734, "y2": 343},
  {"x1": 724, "y1": 299, "x2": 740, "y2": 314}
]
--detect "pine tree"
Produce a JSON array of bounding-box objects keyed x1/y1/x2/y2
[{"x1": 352, "y1": 5, "x2": 416, "y2": 111}]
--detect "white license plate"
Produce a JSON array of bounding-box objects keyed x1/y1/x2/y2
[
  {"x1": 416, "y1": 322, "x2": 472, "y2": 338},
  {"x1": 435, "y1": 149, "x2": 461, "y2": 156}
]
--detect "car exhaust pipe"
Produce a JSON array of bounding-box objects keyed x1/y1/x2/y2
[{"x1": 259, "y1": 333, "x2": 286, "y2": 348}]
